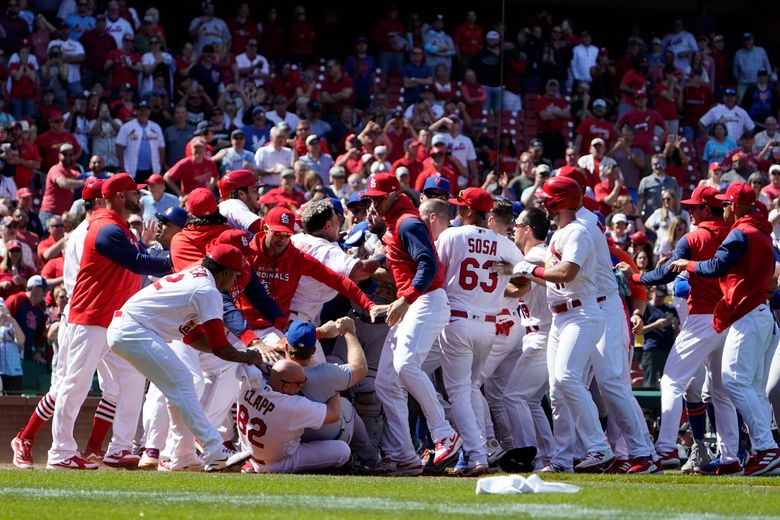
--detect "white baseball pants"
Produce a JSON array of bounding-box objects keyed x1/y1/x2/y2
[
  {"x1": 375, "y1": 289, "x2": 455, "y2": 462},
  {"x1": 547, "y1": 300, "x2": 610, "y2": 468},
  {"x1": 440, "y1": 317, "x2": 496, "y2": 465},
  {"x1": 592, "y1": 296, "x2": 654, "y2": 458},
  {"x1": 655, "y1": 313, "x2": 739, "y2": 463},
  {"x1": 721, "y1": 304, "x2": 777, "y2": 452},
  {"x1": 48, "y1": 323, "x2": 109, "y2": 464},
  {"x1": 248, "y1": 440, "x2": 351, "y2": 473},
  {"x1": 97, "y1": 348, "x2": 146, "y2": 455},
  {"x1": 106, "y1": 317, "x2": 224, "y2": 465}
]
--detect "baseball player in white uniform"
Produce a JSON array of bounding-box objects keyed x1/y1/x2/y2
[
  {"x1": 508, "y1": 176, "x2": 613, "y2": 473},
  {"x1": 501, "y1": 207, "x2": 554, "y2": 465},
  {"x1": 239, "y1": 359, "x2": 350, "y2": 473},
  {"x1": 437, "y1": 188, "x2": 524, "y2": 475},
  {"x1": 217, "y1": 169, "x2": 264, "y2": 234},
  {"x1": 575, "y1": 199, "x2": 658, "y2": 474},
  {"x1": 106, "y1": 246, "x2": 259, "y2": 472}
]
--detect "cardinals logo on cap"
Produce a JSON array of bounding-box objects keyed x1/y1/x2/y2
[
  {"x1": 370, "y1": 178, "x2": 377, "y2": 189},
  {"x1": 280, "y1": 213, "x2": 290, "y2": 224},
  {"x1": 241, "y1": 236, "x2": 249, "y2": 247}
]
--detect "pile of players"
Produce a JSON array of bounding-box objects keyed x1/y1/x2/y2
[{"x1": 8, "y1": 166, "x2": 780, "y2": 477}]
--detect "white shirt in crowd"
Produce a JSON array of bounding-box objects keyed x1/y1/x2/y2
[
  {"x1": 254, "y1": 146, "x2": 293, "y2": 186},
  {"x1": 116, "y1": 118, "x2": 165, "y2": 177}
]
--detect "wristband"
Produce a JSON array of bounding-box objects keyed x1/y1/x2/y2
[{"x1": 532, "y1": 266, "x2": 546, "y2": 279}]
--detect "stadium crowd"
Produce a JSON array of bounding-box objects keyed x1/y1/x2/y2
[{"x1": 1, "y1": 0, "x2": 780, "y2": 477}]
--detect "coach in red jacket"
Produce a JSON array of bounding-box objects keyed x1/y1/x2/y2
[
  {"x1": 366, "y1": 173, "x2": 462, "y2": 475},
  {"x1": 671, "y1": 183, "x2": 779, "y2": 476}
]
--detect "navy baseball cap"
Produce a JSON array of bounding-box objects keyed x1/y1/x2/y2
[
  {"x1": 423, "y1": 176, "x2": 450, "y2": 194},
  {"x1": 344, "y1": 220, "x2": 369, "y2": 247},
  {"x1": 346, "y1": 190, "x2": 368, "y2": 208},
  {"x1": 155, "y1": 206, "x2": 188, "y2": 228},
  {"x1": 325, "y1": 197, "x2": 344, "y2": 215},
  {"x1": 286, "y1": 321, "x2": 317, "y2": 350},
  {"x1": 724, "y1": 88, "x2": 737, "y2": 96}
]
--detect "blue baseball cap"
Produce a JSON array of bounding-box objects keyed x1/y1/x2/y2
[
  {"x1": 344, "y1": 220, "x2": 370, "y2": 247},
  {"x1": 155, "y1": 206, "x2": 188, "y2": 228},
  {"x1": 346, "y1": 190, "x2": 368, "y2": 208},
  {"x1": 423, "y1": 176, "x2": 450, "y2": 194},
  {"x1": 286, "y1": 321, "x2": 317, "y2": 350},
  {"x1": 511, "y1": 201, "x2": 523, "y2": 219},
  {"x1": 325, "y1": 197, "x2": 344, "y2": 215}
]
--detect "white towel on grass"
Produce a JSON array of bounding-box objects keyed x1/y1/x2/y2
[{"x1": 476, "y1": 474, "x2": 581, "y2": 495}]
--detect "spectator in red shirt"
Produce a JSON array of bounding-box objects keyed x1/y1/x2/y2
[
  {"x1": 320, "y1": 59, "x2": 354, "y2": 124},
  {"x1": 34, "y1": 112, "x2": 81, "y2": 172},
  {"x1": 391, "y1": 139, "x2": 424, "y2": 185},
  {"x1": 617, "y1": 90, "x2": 666, "y2": 155},
  {"x1": 105, "y1": 32, "x2": 141, "y2": 99},
  {"x1": 39, "y1": 144, "x2": 85, "y2": 227},
  {"x1": 227, "y1": 2, "x2": 261, "y2": 56},
  {"x1": 383, "y1": 112, "x2": 415, "y2": 164},
  {"x1": 8, "y1": 121, "x2": 41, "y2": 191},
  {"x1": 574, "y1": 98, "x2": 617, "y2": 156},
  {"x1": 534, "y1": 78, "x2": 571, "y2": 162},
  {"x1": 37, "y1": 216, "x2": 66, "y2": 268},
  {"x1": 372, "y1": 5, "x2": 406, "y2": 75},
  {"x1": 453, "y1": 10, "x2": 483, "y2": 73},
  {"x1": 414, "y1": 148, "x2": 458, "y2": 194},
  {"x1": 79, "y1": 14, "x2": 117, "y2": 91},
  {"x1": 594, "y1": 159, "x2": 628, "y2": 217},
  {"x1": 269, "y1": 63, "x2": 303, "y2": 101},
  {"x1": 7, "y1": 40, "x2": 38, "y2": 119},
  {"x1": 618, "y1": 56, "x2": 649, "y2": 118},
  {"x1": 461, "y1": 68, "x2": 488, "y2": 120},
  {"x1": 109, "y1": 83, "x2": 137, "y2": 122},
  {"x1": 681, "y1": 71, "x2": 713, "y2": 142},
  {"x1": 288, "y1": 5, "x2": 316, "y2": 65},
  {"x1": 164, "y1": 139, "x2": 219, "y2": 196},
  {"x1": 653, "y1": 70, "x2": 683, "y2": 137},
  {"x1": 0, "y1": 240, "x2": 37, "y2": 300}
]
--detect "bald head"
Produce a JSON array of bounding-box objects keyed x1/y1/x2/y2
[{"x1": 269, "y1": 359, "x2": 306, "y2": 394}]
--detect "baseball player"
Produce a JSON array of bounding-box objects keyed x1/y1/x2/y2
[
  {"x1": 670, "y1": 183, "x2": 780, "y2": 476},
  {"x1": 509, "y1": 176, "x2": 614, "y2": 473},
  {"x1": 501, "y1": 207, "x2": 554, "y2": 465},
  {"x1": 279, "y1": 319, "x2": 380, "y2": 470},
  {"x1": 107, "y1": 245, "x2": 259, "y2": 472},
  {"x1": 436, "y1": 188, "x2": 524, "y2": 476},
  {"x1": 290, "y1": 200, "x2": 380, "y2": 324},
  {"x1": 217, "y1": 169, "x2": 264, "y2": 234},
  {"x1": 47, "y1": 174, "x2": 173, "y2": 470},
  {"x1": 10, "y1": 178, "x2": 105, "y2": 469},
  {"x1": 618, "y1": 185, "x2": 741, "y2": 474},
  {"x1": 561, "y1": 168, "x2": 658, "y2": 474},
  {"x1": 366, "y1": 173, "x2": 462, "y2": 476},
  {"x1": 237, "y1": 206, "x2": 377, "y2": 348},
  {"x1": 238, "y1": 359, "x2": 350, "y2": 473}
]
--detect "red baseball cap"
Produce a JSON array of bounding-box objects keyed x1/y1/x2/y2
[
  {"x1": 716, "y1": 182, "x2": 755, "y2": 207},
  {"x1": 731, "y1": 151, "x2": 747, "y2": 162},
  {"x1": 16, "y1": 188, "x2": 32, "y2": 199},
  {"x1": 147, "y1": 173, "x2": 165, "y2": 185},
  {"x1": 681, "y1": 185, "x2": 723, "y2": 208},
  {"x1": 219, "y1": 169, "x2": 261, "y2": 199},
  {"x1": 212, "y1": 228, "x2": 252, "y2": 254},
  {"x1": 448, "y1": 187, "x2": 494, "y2": 213},
  {"x1": 6, "y1": 240, "x2": 22, "y2": 251},
  {"x1": 186, "y1": 187, "x2": 219, "y2": 217},
  {"x1": 365, "y1": 173, "x2": 400, "y2": 197},
  {"x1": 48, "y1": 110, "x2": 64, "y2": 120},
  {"x1": 635, "y1": 89, "x2": 648, "y2": 98},
  {"x1": 629, "y1": 231, "x2": 649, "y2": 246},
  {"x1": 82, "y1": 177, "x2": 105, "y2": 200},
  {"x1": 709, "y1": 162, "x2": 723, "y2": 172},
  {"x1": 102, "y1": 173, "x2": 146, "y2": 198},
  {"x1": 264, "y1": 206, "x2": 296, "y2": 233},
  {"x1": 207, "y1": 244, "x2": 244, "y2": 273}
]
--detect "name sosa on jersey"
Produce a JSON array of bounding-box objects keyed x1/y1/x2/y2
[{"x1": 458, "y1": 237, "x2": 499, "y2": 293}]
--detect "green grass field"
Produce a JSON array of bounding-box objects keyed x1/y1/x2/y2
[{"x1": 2, "y1": 469, "x2": 780, "y2": 519}]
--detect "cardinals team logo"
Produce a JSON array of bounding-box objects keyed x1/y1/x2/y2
[
  {"x1": 280, "y1": 213, "x2": 290, "y2": 225},
  {"x1": 369, "y1": 178, "x2": 377, "y2": 189},
  {"x1": 241, "y1": 235, "x2": 249, "y2": 247}
]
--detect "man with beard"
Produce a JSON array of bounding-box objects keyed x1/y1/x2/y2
[
  {"x1": 47, "y1": 174, "x2": 173, "y2": 470},
  {"x1": 217, "y1": 169, "x2": 263, "y2": 234}
]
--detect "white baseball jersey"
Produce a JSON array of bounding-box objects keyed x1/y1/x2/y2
[
  {"x1": 576, "y1": 207, "x2": 620, "y2": 297},
  {"x1": 519, "y1": 242, "x2": 552, "y2": 328},
  {"x1": 545, "y1": 220, "x2": 598, "y2": 304},
  {"x1": 437, "y1": 225, "x2": 523, "y2": 315},
  {"x1": 290, "y1": 234, "x2": 359, "y2": 323},
  {"x1": 218, "y1": 199, "x2": 262, "y2": 234},
  {"x1": 237, "y1": 379, "x2": 326, "y2": 464},
  {"x1": 119, "y1": 265, "x2": 223, "y2": 343},
  {"x1": 63, "y1": 218, "x2": 89, "y2": 298}
]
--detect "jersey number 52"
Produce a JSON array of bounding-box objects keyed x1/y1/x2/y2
[{"x1": 458, "y1": 258, "x2": 498, "y2": 292}]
